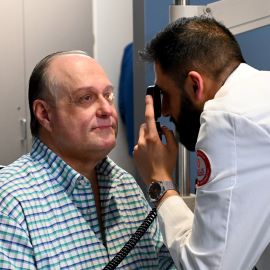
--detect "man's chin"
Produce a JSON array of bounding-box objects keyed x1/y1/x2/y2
[
  {"x1": 100, "y1": 137, "x2": 116, "y2": 149},
  {"x1": 92, "y1": 140, "x2": 116, "y2": 159}
]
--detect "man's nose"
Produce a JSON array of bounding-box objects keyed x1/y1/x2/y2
[{"x1": 96, "y1": 96, "x2": 113, "y2": 117}]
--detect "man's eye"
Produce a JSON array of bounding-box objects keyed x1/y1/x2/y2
[
  {"x1": 79, "y1": 94, "x2": 94, "y2": 104},
  {"x1": 104, "y1": 92, "x2": 114, "y2": 103}
]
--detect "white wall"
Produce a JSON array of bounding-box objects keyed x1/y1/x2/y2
[
  {"x1": 92, "y1": 0, "x2": 136, "y2": 175},
  {"x1": 0, "y1": 1, "x2": 26, "y2": 165}
]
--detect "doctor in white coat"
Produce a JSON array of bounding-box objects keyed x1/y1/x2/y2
[{"x1": 134, "y1": 16, "x2": 270, "y2": 270}]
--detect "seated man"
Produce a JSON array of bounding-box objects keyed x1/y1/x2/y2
[{"x1": 0, "y1": 51, "x2": 175, "y2": 269}]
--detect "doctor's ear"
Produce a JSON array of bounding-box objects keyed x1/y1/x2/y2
[
  {"x1": 185, "y1": 71, "x2": 204, "y2": 102},
  {"x1": 33, "y1": 99, "x2": 53, "y2": 132}
]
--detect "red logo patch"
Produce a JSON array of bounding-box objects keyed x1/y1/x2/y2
[{"x1": 196, "y1": 150, "x2": 211, "y2": 187}]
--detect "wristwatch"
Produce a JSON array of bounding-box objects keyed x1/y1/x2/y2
[{"x1": 148, "y1": 181, "x2": 176, "y2": 203}]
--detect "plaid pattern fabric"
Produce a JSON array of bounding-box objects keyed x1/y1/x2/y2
[{"x1": 0, "y1": 138, "x2": 175, "y2": 269}]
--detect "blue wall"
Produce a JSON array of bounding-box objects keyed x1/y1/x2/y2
[
  {"x1": 237, "y1": 26, "x2": 270, "y2": 70},
  {"x1": 144, "y1": 0, "x2": 174, "y2": 86}
]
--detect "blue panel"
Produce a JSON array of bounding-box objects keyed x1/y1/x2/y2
[
  {"x1": 236, "y1": 26, "x2": 270, "y2": 70},
  {"x1": 144, "y1": 0, "x2": 172, "y2": 42},
  {"x1": 144, "y1": 0, "x2": 173, "y2": 85}
]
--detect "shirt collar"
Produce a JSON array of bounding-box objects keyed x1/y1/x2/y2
[
  {"x1": 96, "y1": 157, "x2": 123, "y2": 192},
  {"x1": 30, "y1": 137, "x2": 124, "y2": 196},
  {"x1": 31, "y1": 137, "x2": 82, "y2": 195}
]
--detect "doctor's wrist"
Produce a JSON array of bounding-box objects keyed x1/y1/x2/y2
[{"x1": 156, "y1": 189, "x2": 180, "y2": 207}]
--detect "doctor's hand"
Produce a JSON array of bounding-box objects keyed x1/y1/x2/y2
[{"x1": 133, "y1": 95, "x2": 178, "y2": 185}]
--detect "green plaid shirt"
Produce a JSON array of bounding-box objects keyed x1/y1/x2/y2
[{"x1": 0, "y1": 138, "x2": 175, "y2": 269}]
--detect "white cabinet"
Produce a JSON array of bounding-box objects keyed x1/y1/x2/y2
[
  {"x1": 0, "y1": 1, "x2": 26, "y2": 165},
  {"x1": 0, "y1": 0, "x2": 93, "y2": 165}
]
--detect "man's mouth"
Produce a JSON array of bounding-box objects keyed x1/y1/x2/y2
[
  {"x1": 92, "y1": 124, "x2": 114, "y2": 131},
  {"x1": 95, "y1": 125, "x2": 112, "y2": 129}
]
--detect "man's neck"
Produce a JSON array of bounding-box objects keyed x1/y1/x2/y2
[{"x1": 38, "y1": 133, "x2": 102, "y2": 179}]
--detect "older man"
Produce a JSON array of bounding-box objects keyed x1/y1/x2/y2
[{"x1": 0, "y1": 51, "x2": 175, "y2": 269}]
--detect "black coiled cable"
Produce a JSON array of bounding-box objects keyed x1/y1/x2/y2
[{"x1": 102, "y1": 208, "x2": 157, "y2": 270}]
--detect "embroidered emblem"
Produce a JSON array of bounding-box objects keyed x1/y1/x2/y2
[{"x1": 196, "y1": 150, "x2": 211, "y2": 187}]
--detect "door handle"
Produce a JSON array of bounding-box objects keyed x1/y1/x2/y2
[{"x1": 20, "y1": 118, "x2": 27, "y2": 142}]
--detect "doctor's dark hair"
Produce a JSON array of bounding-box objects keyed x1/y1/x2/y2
[
  {"x1": 28, "y1": 50, "x2": 89, "y2": 137},
  {"x1": 139, "y1": 16, "x2": 245, "y2": 87}
]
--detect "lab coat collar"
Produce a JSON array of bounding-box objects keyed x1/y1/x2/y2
[{"x1": 215, "y1": 63, "x2": 258, "y2": 99}]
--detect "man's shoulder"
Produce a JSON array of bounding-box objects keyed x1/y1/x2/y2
[
  {"x1": 1, "y1": 153, "x2": 30, "y2": 175},
  {"x1": 0, "y1": 153, "x2": 40, "y2": 197}
]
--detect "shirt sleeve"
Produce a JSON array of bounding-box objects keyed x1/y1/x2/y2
[
  {"x1": 158, "y1": 110, "x2": 237, "y2": 270},
  {"x1": 0, "y1": 212, "x2": 36, "y2": 270},
  {"x1": 154, "y1": 216, "x2": 178, "y2": 270},
  {"x1": 135, "y1": 181, "x2": 177, "y2": 269}
]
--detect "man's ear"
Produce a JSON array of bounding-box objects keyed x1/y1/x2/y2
[
  {"x1": 185, "y1": 71, "x2": 204, "y2": 102},
  {"x1": 33, "y1": 99, "x2": 53, "y2": 132}
]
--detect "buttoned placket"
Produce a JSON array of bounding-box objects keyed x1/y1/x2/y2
[{"x1": 77, "y1": 175, "x2": 88, "y2": 187}]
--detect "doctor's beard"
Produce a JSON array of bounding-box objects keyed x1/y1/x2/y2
[{"x1": 171, "y1": 91, "x2": 202, "y2": 152}]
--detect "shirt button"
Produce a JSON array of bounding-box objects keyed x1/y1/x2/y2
[{"x1": 78, "y1": 176, "x2": 86, "y2": 186}]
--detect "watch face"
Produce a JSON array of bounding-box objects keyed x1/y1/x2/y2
[{"x1": 149, "y1": 182, "x2": 162, "y2": 200}]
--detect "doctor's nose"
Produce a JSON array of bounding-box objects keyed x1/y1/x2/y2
[{"x1": 161, "y1": 100, "x2": 169, "y2": 117}]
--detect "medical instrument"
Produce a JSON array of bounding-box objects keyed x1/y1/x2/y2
[{"x1": 102, "y1": 208, "x2": 157, "y2": 270}]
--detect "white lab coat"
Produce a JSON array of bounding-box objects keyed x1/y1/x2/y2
[{"x1": 158, "y1": 64, "x2": 270, "y2": 270}]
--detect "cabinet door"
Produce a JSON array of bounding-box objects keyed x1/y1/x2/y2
[{"x1": 0, "y1": 1, "x2": 27, "y2": 165}]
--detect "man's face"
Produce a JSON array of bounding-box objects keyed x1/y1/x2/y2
[
  {"x1": 46, "y1": 54, "x2": 118, "y2": 161},
  {"x1": 155, "y1": 63, "x2": 202, "y2": 151}
]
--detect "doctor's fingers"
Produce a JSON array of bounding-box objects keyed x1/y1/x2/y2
[
  {"x1": 145, "y1": 95, "x2": 158, "y2": 133},
  {"x1": 161, "y1": 126, "x2": 178, "y2": 154},
  {"x1": 137, "y1": 123, "x2": 147, "y2": 144},
  {"x1": 133, "y1": 124, "x2": 146, "y2": 156},
  {"x1": 161, "y1": 126, "x2": 178, "y2": 146},
  {"x1": 138, "y1": 122, "x2": 161, "y2": 145},
  {"x1": 133, "y1": 124, "x2": 145, "y2": 156}
]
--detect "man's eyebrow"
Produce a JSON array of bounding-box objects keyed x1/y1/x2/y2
[
  {"x1": 68, "y1": 85, "x2": 114, "y2": 102},
  {"x1": 104, "y1": 85, "x2": 114, "y2": 92},
  {"x1": 75, "y1": 85, "x2": 114, "y2": 93}
]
